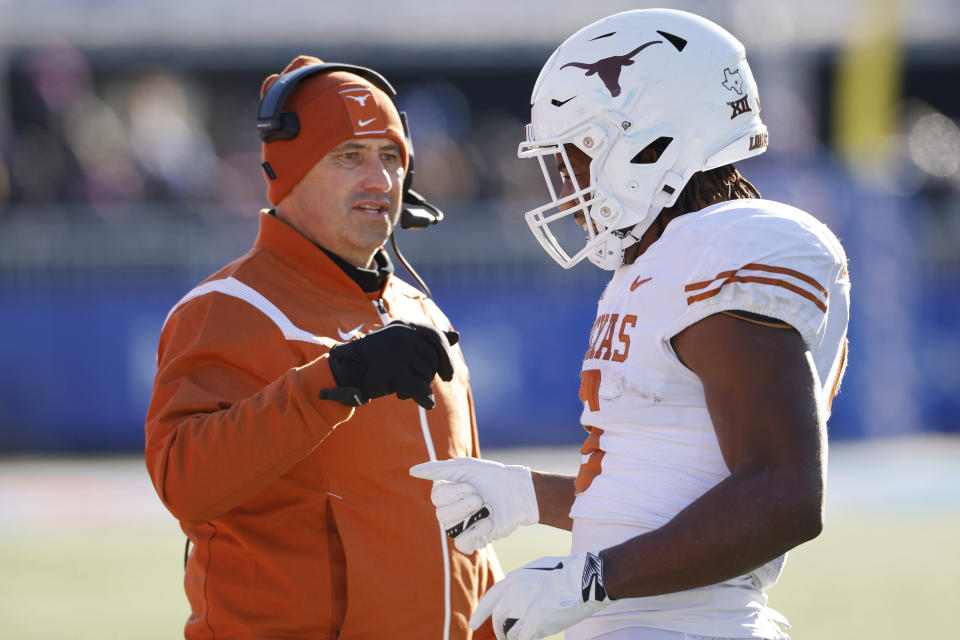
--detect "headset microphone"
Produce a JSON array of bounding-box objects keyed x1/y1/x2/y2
[{"x1": 401, "y1": 189, "x2": 445, "y2": 229}]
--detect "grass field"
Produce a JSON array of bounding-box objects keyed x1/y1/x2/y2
[{"x1": 1, "y1": 436, "x2": 958, "y2": 639}]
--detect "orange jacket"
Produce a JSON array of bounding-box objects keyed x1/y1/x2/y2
[{"x1": 145, "y1": 211, "x2": 501, "y2": 639}]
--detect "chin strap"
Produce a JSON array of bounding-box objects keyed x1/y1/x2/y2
[
  {"x1": 623, "y1": 225, "x2": 645, "y2": 248},
  {"x1": 615, "y1": 228, "x2": 640, "y2": 260},
  {"x1": 606, "y1": 193, "x2": 674, "y2": 268},
  {"x1": 615, "y1": 226, "x2": 646, "y2": 266}
]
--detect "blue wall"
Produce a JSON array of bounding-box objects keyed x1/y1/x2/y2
[
  {"x1": 2, "y1": 253, "x2": 954, "y2": 454},
  {"x1": 3, "y1": 164, "x2": 959, "y2": 453},
  {"x1": 0, "y1": 272, "x2": 604, "y2": 452},
  {"x1": 0, "y1": 276, "x2": 188, "y2": 452}
]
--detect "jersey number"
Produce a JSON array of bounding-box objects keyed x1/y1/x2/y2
[{"x1": 576, "y1": 369, "x2": 605, "y2": 493}]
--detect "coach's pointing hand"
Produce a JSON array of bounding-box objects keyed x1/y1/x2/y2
[{"x1": 321, "y1": 321, "x2": 459, "y2": 409}]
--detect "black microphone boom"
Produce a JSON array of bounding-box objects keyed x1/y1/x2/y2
[{"x1": 400, "y1": 189, "x2": 445, "y2": 229}]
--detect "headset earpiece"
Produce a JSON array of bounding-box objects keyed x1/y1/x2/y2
[
  {"x1": 258, "y1": 112, "x2": 301, "y2": 143},
  {"x1": 256, "y1": 62, "x2": 397, "y2": 143}
]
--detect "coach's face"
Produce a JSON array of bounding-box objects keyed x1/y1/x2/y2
[{"x1": 278, "y1": 137, "x2": 404, "y2": 268}]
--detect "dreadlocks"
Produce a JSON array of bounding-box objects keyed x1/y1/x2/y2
[
  {"x1": 670, "y1": 164, "x2": 761, "y2": 215},
  {"x1": 653, "y1": 164, "x2": 761, "y2": 236},
  {"x1": 625, "y1": 164, "x2": 761, "y2": 264}
]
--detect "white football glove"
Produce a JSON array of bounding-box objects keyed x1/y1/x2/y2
[
  {"x1": 469, "y1": 551, "x2": 612, "y2": 640},
  {"x1": 409, "y1": 458, "x2": 539, "y2": 554}
]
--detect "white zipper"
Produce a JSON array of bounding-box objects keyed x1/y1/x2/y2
[{"x1": 371, "y1": 299, "x2": 451, "y2": 640}]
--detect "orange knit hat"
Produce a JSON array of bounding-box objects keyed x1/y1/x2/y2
[{"x1": 259, "y1": 55, "x2": 409, "y2": 205}]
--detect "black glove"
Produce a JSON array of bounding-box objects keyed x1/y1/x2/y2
[{"x1": 320, "y1": 321, "x2": 459, "y2": 409}]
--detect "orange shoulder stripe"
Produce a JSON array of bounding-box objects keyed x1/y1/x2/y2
[
  {"x1": 685, "y1": 263, "x2": 828, "y2": 313},
  {"x1": 741, "y1": 263, "x2": 829, "y2": 297},
  {"x1": 684, "y1": 269, "x2": 738, "y2": 292}
]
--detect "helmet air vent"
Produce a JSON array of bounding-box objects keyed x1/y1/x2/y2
[
  {"x1": 630, "y1": 136, "x2": 673, "y2": 164},
  {"x1": 656, "y1": 30, "x2": 687, "y2": 51}
]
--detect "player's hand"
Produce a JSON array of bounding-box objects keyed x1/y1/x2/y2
[
  {"x1": 470, "y1": 551, "x2": 612, "y2": 640},
  {"x1": 322, "y1": 321, "x2": 458, "y2": 409},
  {"x1": 409, "y1": 457, "x2": 538, "y2": 553}
]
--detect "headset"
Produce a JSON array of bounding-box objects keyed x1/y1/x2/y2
[
  {"x1": 257, "y1": 62, "x2": 444, "y2": 230},
  {"x1": 256, "y1": 62, "x2": 444, "y2": 296}
]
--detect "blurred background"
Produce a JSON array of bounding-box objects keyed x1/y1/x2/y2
[
  {"x1": 0, "y1": 0, "x2": 958, "y2": 638},
  {"x1": 1, "y1": 0, "x2": 960, "y2": 451}
]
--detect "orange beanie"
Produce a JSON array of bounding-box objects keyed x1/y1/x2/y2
[{"x1": 259, "y1": 55, "x2": 409, "y2": 205}]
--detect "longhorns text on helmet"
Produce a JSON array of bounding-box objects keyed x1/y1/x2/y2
[{"x1": 518, "y1": 8, "x2": 769, "y2": 270}]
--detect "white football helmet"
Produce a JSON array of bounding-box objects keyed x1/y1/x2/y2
[{"x1": 519, "y1": 9, "x2": 768, "y2": 270}]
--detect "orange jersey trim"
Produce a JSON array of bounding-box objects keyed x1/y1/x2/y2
[
  {"x1": 685, "y1": 263, "x2": 828, "y2": 313},
  {"x1": 575, "y1": 426, "x2": 605, "y2": 494}
]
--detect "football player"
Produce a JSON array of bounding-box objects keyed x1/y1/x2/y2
[{"x1": 411, "y1": 8, "x2": 849, "y2": 640}]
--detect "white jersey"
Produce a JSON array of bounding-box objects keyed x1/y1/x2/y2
[{"x1": 568, "y1": 199, "x2": 850, "y2": 640}]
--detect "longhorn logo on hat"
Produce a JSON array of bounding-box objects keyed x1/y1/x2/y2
[{"x1": 340, "y1": 88, "x2": 386, "y2": 134}]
